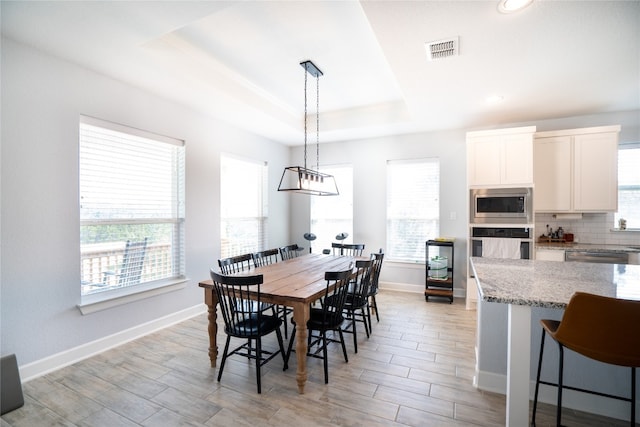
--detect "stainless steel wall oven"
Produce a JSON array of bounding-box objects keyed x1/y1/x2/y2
[{"x1": 470, "y1": 227, "x2": 533, "y2": 260}]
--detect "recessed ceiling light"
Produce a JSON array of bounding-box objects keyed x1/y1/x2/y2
[{"x1": 497, "y1": 0, "x2": 533, "y2": 14}]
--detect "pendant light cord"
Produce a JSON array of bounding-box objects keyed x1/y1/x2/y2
[
  {"x1": 316, "y1": 74, "x2": 320, "y2": 173},
  {"x1": 303, "y1": 68, "x2": 308, "y2": 170}
]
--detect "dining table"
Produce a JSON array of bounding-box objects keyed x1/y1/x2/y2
[{"x1": 198, "y1": 253, "x2": 356, "y2": 394}]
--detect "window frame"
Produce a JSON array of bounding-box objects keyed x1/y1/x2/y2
[
  {"x1": 386, "y1": 158, "x2": 440, "y2": 263},
  {"x1": 615, "y1": 142, "x2": 640, "y2": 230},
  {"x1": 78, "y1": 116, "x2": 186, "y2": 313},
  {"x1": 220, "y1": 153, "x2": 269, "y2": 258}
]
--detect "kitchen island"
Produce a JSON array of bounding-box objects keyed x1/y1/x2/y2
[{"x1": 470, "y1": 257, "x2": 640, "y2": 426}]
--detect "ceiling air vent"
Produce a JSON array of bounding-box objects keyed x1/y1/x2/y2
[{"x1": 425, "y1": 37, "x2": 459, "y2": 61}]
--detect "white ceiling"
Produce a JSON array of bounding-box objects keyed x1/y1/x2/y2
[{"x1": 2, "y1": 1, "x2": 639, "y2": 145}]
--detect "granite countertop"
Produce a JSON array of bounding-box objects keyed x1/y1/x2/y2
[
  {"x1": 535, "y1": 242, "x2": 640, "y2": 253},
  {"x1": 470, "y1": 256, "x2": 640, "y2": 309}
]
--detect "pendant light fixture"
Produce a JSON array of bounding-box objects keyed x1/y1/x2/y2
[{"x1": 278, "y1": 60, "x2": 339, "y2": 196}]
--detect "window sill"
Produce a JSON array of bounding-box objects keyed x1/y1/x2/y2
[
  {"x1": 610, "y1": 228, "x2": 640, "y2": 232},
  {"x1": 77, "y1": 277, "x2": 188, "y2": 315},
  {"x1": 384, "y1": 260, "x2": 426, "y2": 268}
]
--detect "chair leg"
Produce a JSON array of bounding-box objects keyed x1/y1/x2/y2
[
  {"x1": 372, "y1": 295, "x2": 379, "y2": 322},
  {"x1": 217, "y1": 335, "x2": 232, "y2": 382},
  {"x1": 281, "y1": 306, "x2": 288, "y2": 339},
  {"x1": 531, "y1": 329, "x2": 546, "y2": 426},
  {"x1": 255, "y1": 337, "x2": 262, "y2": 394},
  {"x1": 366, "y1": 304, "x2": 373, "y2": 332},
  {"x1": 276, "y1": 327, "x2": 287, "y2": 371},
  {"x1": 338, "y1": 328, "x2": 349, "y2": 363},
  {"x1": 556, "y1": 344, "x2": 564, "y2": 427},
  {"x1": 532, "y1": 328, "x2": 546, "y2": 426},
  {"x1": 351, "y1": 312, "x2": 359, "y2": 354},
  {"x1": 285, "y1": 325, "x2": 297, "y2": 366},
  {"x1": 322, "y1": 330, "x2": 329, "y2": 384},
  {"x1": 361, "y1": 307, "x2": 370, "y2": 338},
  {"x1": 631, "y1": 367, "x2": 636, "y2": 427}
]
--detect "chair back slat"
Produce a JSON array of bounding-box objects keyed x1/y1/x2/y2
[
  {"x1": 279, "y1": 244, "x2": 302, "y2": 260},
  {"x1": 252, "y1": 248, "x2": 279, "y2": 267},
  {"x1": 218, "y1": 253, "x2": 253, "y2": 274}
]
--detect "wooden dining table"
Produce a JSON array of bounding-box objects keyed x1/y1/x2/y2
[{"x1": 198, "y1": 253, "x2": 355, "y2": 394}]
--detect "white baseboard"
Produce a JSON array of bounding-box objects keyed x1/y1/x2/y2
[
  {"x1": 19, "y1": 304, "x2": 206, "y2": 382},
  {"x1": 379, "y1": 281, "x2": 466, "y2": 299},
  {"x1": 379, "y1": 281, "x2": 422, "y2": 293},
  {"x1": 475, "y1": 369, "x2": 636, "y2": 422}
]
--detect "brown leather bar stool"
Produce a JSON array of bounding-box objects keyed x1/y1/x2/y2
[{"x1": 532, "y1": 292, "x2": 640, "y2": 426}]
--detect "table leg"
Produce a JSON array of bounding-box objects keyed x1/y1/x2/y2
[
  {"x1": 203, "y1": 288, "x2": 218, "y2": 367},
  {"x1": 506, "y1": 304, "x2": 531, "y2": 426},
  {"x1": 292, "y1": 301, "x2": 311, "y2": 393}
]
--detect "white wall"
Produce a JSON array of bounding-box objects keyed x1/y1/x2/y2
[
  {"x1": 0, "y1": 38, "x2": 291, "y2": 372},
  {"x1": 290, "y1": 129, "x2": 469, "y2": 295}
]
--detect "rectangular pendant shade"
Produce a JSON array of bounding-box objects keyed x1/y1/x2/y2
[{"x1": 277, "y1": 166, "x2": 339, "y2": 196}]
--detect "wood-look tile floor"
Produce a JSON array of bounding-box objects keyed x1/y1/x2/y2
[{"x1": 2, "y1": 291, "x2": 633, "y2": 426}]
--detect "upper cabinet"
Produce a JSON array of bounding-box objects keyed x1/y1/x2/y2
[
  {"x1": 467, "y1": 126, "x2": 536, "y2": 187},
  {"x1": 534, "y1": 125, "x2": 620, "y2": 212}
]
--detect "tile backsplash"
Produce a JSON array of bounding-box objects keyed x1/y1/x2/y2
[{"x1": 535, "y1": 213, "x2": 640, "y2": 245}]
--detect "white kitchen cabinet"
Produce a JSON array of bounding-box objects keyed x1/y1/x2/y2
[
  {"x1": 535, "y1": 249, "x2": 565, "y2": 262},
  {"x1": 534, "y1": 125, "x2": 620, "y2": 212},
  {"x1": 467, "y1": 126, "x2": 536, "y2": 187},
  {"x1": 534, "y1": 136, "x2": 572, "y2": 211},
  {"x1": 574, "y1": 132, "x2": 618, "y2": 211}
]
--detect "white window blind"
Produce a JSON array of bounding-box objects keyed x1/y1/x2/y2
[
  {"x1": 615, "y1": 143, "x2": 640, "y2": 228},
  {"x1": 387, "y1": 158, "x2": 440, "y2": 263},
  {"x1": 310, "y1": 165, "x2": 353, "y2": 253},
  {"x1": 79, "y1": 116, "x2": 185, "y2": 296},
  {"x1": 220, "y1": 154, "x2": 268, "y2": 258}
]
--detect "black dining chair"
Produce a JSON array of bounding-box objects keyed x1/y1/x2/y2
[
  {"x1": 209, "y1": 270, "x2": 287, "y2": 393},
  {"x1": 251, "y1": 248, "x2": 279, "y2": 267},
  {"x1": 327, "y1": 259, "x2": 373, "y2": 353},
  {"x1": 341, "y1": 243, "x2": 365, "y2": 256},
  {"x1": 285, "y1": 268, "x2": 353, "y2": 384},
  {"x1": 366, "y1": 250, "x2": 384, "y2": 329},
  {"x1": 331, "y1": 242, "x2": 344, "y2": 255},
  {"x1": 219, "y1": 252, "x2": 275, "y2": 317},
  {"x1": 332, "y1": 243, "x2": 365, "y2": 256},
  {"x1": 218, "y1": 253, "x2": 252, "y2": 274},
  {"x1": 279, "y1": 244, "x2": 304, "y2": 260},
  {"x1": 252, "y1": 248, "x2": 293, "y2": 338}
]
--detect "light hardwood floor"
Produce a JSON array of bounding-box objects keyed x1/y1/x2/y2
[{"x1": 2, "y1": 291, "x2": 632, "y2": 426}]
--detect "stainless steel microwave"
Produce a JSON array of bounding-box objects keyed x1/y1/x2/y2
[{"x1": 470, "y1": 187, "x2": 533, "y2": 224}]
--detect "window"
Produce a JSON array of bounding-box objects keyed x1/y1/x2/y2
[
  {"x1": 310, "y1": 165, "x2": 353, "y2": 253},
  {"x1": 387, "y1": 158, "x2": 440, "y2": 262},
  {"x1": 615, "y1": 143, "x2": 640, "y2": 229},
  {"x1": 220, "y1": 154, "x2": 268, "y2": 257},
  {"x1": 79, "y1": 116, "x2": 185, "y2": 296}
]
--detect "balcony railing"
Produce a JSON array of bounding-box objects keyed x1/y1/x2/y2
[{"x1": 81, "y1": 241, "x2": 172, "y2": 294}]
